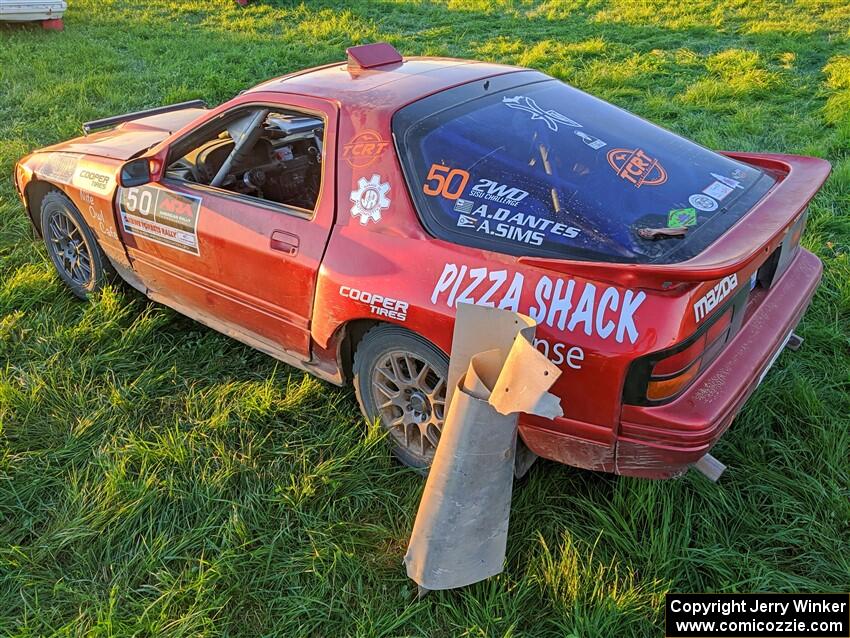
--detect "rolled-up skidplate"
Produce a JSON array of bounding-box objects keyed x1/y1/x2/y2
[
  {"x1": 404, "y1": 365, "x2": 518, "y2": 589},
  {"x1": 404, "y1": 304, "x2": 561, "y2": 590}
]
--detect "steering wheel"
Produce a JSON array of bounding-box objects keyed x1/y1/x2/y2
[{"x1": 210, "y1": 109, "x2": 270, "y2": 188}]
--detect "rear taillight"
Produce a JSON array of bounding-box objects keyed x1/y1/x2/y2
[
  {"x1": 647, "y1": 360, "x2": 700, "y2": 401},
  {"x1": 645, "y1": 309, "x2": 732, "y2": 401},
  {"x1": 623, "y1": 289, "x2": 744, "y2": 406}
]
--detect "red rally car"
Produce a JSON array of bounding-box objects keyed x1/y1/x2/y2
[{"x1": 14, "y1": 43, "x2": 830, "y2": 478}]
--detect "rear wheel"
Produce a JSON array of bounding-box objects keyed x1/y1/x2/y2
[
  {"x1": 353, "y1": 325, "x2": 449, "y2": 471},
  {"x1": 40, "y1": 190, "x2": 111, "y2": 299}
]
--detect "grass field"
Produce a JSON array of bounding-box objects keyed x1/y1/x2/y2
[{"x1": 1, "y1": 0, "x2": 849, "y2": 635}]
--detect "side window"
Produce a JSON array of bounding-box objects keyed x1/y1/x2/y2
[{"x1": 165, "y1": 107, "x2": 324, "y2": 212}]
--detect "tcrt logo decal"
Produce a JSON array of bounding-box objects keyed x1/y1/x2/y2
[
  {"x1": 342, "y1": 130, "x2": 390, "y2": 168},
  {"x1": 607, "y1": 148, "x2": 667, "y2": 188},
  {"x1": 431, "y1": 263, "x2": 646, "y2": 344}
]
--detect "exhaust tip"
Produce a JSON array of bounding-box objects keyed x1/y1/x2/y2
[{"x1": 693, "y1": 453, "x2": 726, "y2": 482}]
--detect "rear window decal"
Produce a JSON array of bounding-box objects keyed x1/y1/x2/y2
[
  {"x1": 668, "y1": 208, "x2": 698, "y2": 227},
  {"x1": 468, "y1": 177, "x2": 529, "y2": 206},
  {"x1": 574, "y1": 130, "x2": 607, "y2": 150},
  {"x1": 702, "y1": 180, "x2": 734, "y2": 201},
  {"x1": 422, "y1": 164, "x2": 469, "y2": 200},
  {"x1": 710, "y1": 172, "x2": 745, "y2": 190},
  {"x1": 450, "y1": 202, "x2": 580, "y2": 247},
  {"x1": 607, "y1": 148, "x2": 668, "y2": 188},
  {"x1": 350, "y1": 174, "x2": 390, "y2": 224},
  {"x1": 502, "y1": 95, "x2": 582, "y2": 131},
  {"x1": 118, "y1": 185, "x2": 201, "y2": 255},
  {"x1": 689, "y1": 193, "x2": 718, "y2": 212}
]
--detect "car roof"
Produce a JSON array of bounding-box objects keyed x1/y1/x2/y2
[{"x1": 246, "y1": 57, "x2": 524, "y2": 112}]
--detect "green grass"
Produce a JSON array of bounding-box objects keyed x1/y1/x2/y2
[{"x1": 1, "y1": 0, "x2": 849, "y2": 635}]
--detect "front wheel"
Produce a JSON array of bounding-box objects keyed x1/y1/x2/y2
[
  {"x1": 353, "y1": 325, "x2": 449, "y2": 471},
  {"x1": 40, "y1": 190, "x2": 112, "y2": 299}
]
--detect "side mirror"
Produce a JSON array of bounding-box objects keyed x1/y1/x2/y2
[{"x1": 119, "y1": 158, "x2": 151, "y2": 187}]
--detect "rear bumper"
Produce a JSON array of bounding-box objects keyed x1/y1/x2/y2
[
  {"x1": 519, "y1": 248, "x2": 822, "y2": 479},
  {"x1": 616, "y1": 248, "x2": 822, "y2": 478}
]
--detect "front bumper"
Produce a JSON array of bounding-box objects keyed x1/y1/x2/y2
[{"x1": 519, "y1": 248, "x2": 822, "y2": 479}]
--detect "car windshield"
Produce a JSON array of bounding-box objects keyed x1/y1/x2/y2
[{"x1": 394, "y1": 74, "x2": 776, "y2": 264}]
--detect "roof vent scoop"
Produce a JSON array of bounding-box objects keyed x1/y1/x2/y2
[{"x1": 346, "y1": 42, "x2": 403, "y2": 71}]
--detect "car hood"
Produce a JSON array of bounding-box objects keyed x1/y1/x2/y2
[{"x1": 35, "y1": 108, "x2": 207, "y2": 160}]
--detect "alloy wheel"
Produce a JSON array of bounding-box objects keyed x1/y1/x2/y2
[
  {"x1": 46, "y1": 210, "x2": 93, "y2": 287},
  {"x1": 371, "y1": 350, "x2": 447, "y2": 462}
]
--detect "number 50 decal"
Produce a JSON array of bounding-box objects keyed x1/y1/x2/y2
[
  {"x1": 123, "y1": 186, "x2": 155, "y2": 216},
  {"x1": 422, "y1": 164, "x2": 469, "y2": 200}
]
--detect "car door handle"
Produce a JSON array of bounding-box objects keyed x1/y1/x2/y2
[{"x1": 270, "y1": 230, "x2": 299, "y2": 256}]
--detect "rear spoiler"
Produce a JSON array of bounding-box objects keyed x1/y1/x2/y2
[
  {"x1": 82, "y1": 99, "x2": 207, "y2": 135},
  {"x1": 519, "y1": 153, "x2": 831, "y2": 290}
]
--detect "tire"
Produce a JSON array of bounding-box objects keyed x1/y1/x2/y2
[
  {"x1": 353, "y1": 324, "x2": 449, "y2": 471},
  {"x1": 40, "y1": 190, "x2": 112, "y2": 299}
]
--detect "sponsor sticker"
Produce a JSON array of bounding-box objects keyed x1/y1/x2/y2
[
  {"x1": 451, "y1": 202, "x2": 580, "y2": 247},
  {"x1": 607, "y1": 148, "x2": 667, "y2": 188},
  {"x1": 430, "y1": 263, "x2": 646, "y2": 344},
  {"x1": 693, "y1": 273, "x2": 738, "y2": 322},
  {"x1": 422, "y1": 164, "x2": 470, "y2": 200},
  {"x1": 502, "y1": 95, "x2": 582, "y2": 131},
  {"x1": 72, "y1": 165, "x2": 113, "y2": 193},
  {"x1": 119, "y1": 185, "x2": 202, "y2": 255},
  {"x1": 533, "y1": 337, "x2": 585, "y2": 370},
  {"x1": 342, "y1": 129, "x2": 390, "y2": 168},
  {"x1": 689, "y1": 193, "x2": 718, "y2": 212},
  {"x1": 710, "y1": 172, "x2": 744, "y2": 190},
  {"x1": 35, "y1": 152, "x2": 78, "y2": 184},
  {"x1": 667, "y1": 207, "x2": 698, "y2": 228},
  {"x1": 350, "y1": 174, "x2": 390, "y2": 225},
  {"x1": 79, "y1": 189, "x2": 118, "y2": 241},
  {"x1": 340, "y1": 285, "x2": 408, "y2": 321},
  {"x1": 702, "y1": 180, "x2": 734, "y2": 201},
  {"x1": 574, "y1": 130, "x2": 606, "y2": 149},
  {"x1": 468, "y1": 178, "x2": 529, "y2": 206}
]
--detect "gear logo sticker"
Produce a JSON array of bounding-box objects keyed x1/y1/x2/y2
[{"x1": 350, "y1": 174, "x2": 390, "y2": 225}]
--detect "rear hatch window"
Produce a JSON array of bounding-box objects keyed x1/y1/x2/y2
[{"x1": 393, "y1": 71, "x2": 776, "y2": 264}]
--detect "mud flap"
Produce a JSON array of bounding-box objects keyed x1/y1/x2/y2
[{"x1": 404, "y1": 304, "x2": 562, "y2": 591}]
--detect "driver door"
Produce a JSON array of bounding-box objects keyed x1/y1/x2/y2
[{"x1": 116, "y1": 96, "x2": 337, "y2": 361}]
